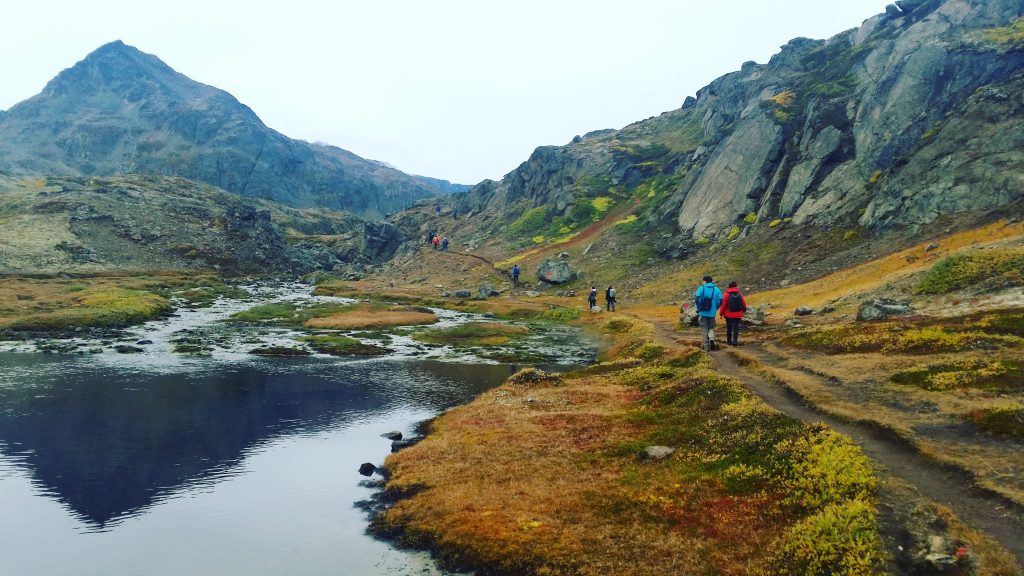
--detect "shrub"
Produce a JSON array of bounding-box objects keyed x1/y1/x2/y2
[
  {"x1": 965, "y1": 405, "x2": 1024, "y2": 438},
  {"x1": 591, "y1": 196, "x2": 613, "y2": 214},
  {"x1": 769, "y1": 219, "x2": 783, "y2": 228},
  {"x1": 508, "y1": 206, "x2": 549, "y2": 236},
  {"x1": 776, "y1": 427, "x2": 876, "y2": 511},
  {"x1": 765, "y1": 500, "x2": 882, "y2": 576},
  {"x1": 914, "y1": 249, "x2": 1024, "y2": 294},
  {"x1": 744, "y1": 212, "x2": 758, "y2": 224}
]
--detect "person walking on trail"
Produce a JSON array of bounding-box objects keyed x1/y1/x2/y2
[
  {"x1": 511, "y1": 264, "x2": 521, "y2": 288},
  {"x1": 441, "y1": 237, "x2": 449, "y2": 251},
  {"x1": 453, "y1": 207, "x2": 458, "y2": 220},
  {"x1": 434, "y1": 204, "x2": 441, "y2": 216},
  {"x1": 426, "y1": 230, "x2": 434, "y2": 245},
  {"x1": 432, "y1": 235, "x2": 440, "y2": 250},
  {"x1": 694, "y1": 275, "x2": 723, "y2": 351},
  {"x1": 588, "y1": 286, "x2": 597, "y2": 310},
  {"x1": 719, "y1": 280, "x2": 747, "y2": 347},
  {"x1": 605, "y1": 285, "x2": 617, "y2": 311}
]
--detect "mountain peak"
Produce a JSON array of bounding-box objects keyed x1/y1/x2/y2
[{"x1": 42, "y1": 40, "x2": 179, "y2": 99}]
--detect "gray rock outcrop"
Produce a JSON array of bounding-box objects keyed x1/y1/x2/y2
[
  {"x1": 857, "y1": 298, "x2": 916, "y2": 321},
  {"x1": 536, "y1": 259, "x2": 577, "y2": 284}
]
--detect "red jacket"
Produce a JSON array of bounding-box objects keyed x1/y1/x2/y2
[{"x1": 719, "y1": 287, "x2": 747, "y2": 319}]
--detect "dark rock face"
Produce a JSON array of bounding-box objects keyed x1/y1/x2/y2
[
  {"x1": 358, "y1": 463, "x2": 377, "y2": 476},
  {"x1": 455, "y1": 0, "x2": 1024, "y2": 246},
  {"x1": 0, "y1": 41, "x2": 441, "y2": 218}
]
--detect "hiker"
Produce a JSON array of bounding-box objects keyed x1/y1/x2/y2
[
  {"x1": 434, "y1": 204, "x2": 441, "y2": 216},
  {"x1": 453, "y1": 207, "x2": 458, "y2": 220},
  {"x1": 426, "y1": 230, "x2": 434, "y2": 245},
  {"x1": 441, "y1": 237, "x2": 449, "y2": 251},
  {"x1": 432, "y1": 235, "x2": 440, "y2": 250},
  {"x1": 588, "y1": 286, "x2": 597, "y2": 309},
  {"x1": 605, "y1": 285, "x2": 616, "y2": 311},
  {"x1": 694, "y1": 275, "x2": 723, "y2": 351},
  {"x1": 511, "y1": 264, "x2": 520, "y2": 288},
  {"x1": 719, "y1": 280, "x2": 747, "y2": 346}
]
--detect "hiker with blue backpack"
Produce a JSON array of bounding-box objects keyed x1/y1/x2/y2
[
  {"x1": 719, "y1": 280, "x2": 747, "y2": 346},
  {"x1": 694, "y1": 275, "x2": 723, "y2": 351}
]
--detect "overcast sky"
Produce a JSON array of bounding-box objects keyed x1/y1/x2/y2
[{"x1": 0, "y1": 1, "x2": 885, "y2": 184}]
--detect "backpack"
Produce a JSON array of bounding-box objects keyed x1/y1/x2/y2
[
  {"x1": 727, "y1": 291, "x2": 745, "y2": 312},
  {"x1": 696, "y1": 285, "x2": 714, "y2": 312}
]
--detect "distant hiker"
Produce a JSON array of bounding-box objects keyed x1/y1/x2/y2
[
  {"x1": 694, "y1": 275, "x2": 723, "y2": 351},
  {"x1": 588, "y1": 286, "x2": 597, "y2": 309},
  {"x1": 426, "y1": 230, "x2": 433, "y2": 245},
  {"x1": 434, "y1": 204, "x2": 441, "y2": 216},
  {"x1": 719, "y1": 280, "x2": 747, "y2": 346},
  {"x1": 441, "y1": 237, "x2": 449, "y2": 251},
  {"x1": 453, "y1": 207, "x2": 459, "y2": 220},
  {"x1": 605, "y1": 285, "x2": 616, "y2": 311},
  {"x1": 432, "y1": 235, "x2": 440, "y2": 250},
  {"x1": 511, "y1": 264, "x2": 521, "y2": 288}
]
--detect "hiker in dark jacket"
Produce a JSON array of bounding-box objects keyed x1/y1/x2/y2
[
  {"x1": 719, "y1": 280, "x2": 747, "y2": 346},
  {"x1": 441, "y1": 237, "x2": 449, "y2": 251},
  {"x1": 605, "y1": 285, "x2": 616, "y2": 311},
  {"x1": 588, "y1": 287, "x2": 597, "y2": 309},
  {"x1": 511, "y1": 264, "x2": 520, "y2": 288}
]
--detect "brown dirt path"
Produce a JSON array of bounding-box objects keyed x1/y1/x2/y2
[{"x1": 635, "y1": 313, "x2": 1024, "y2": 565}]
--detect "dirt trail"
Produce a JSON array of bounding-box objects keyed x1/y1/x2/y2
[{"x1": 640, "y1": 316, "x2": 1024, "y2": 564}]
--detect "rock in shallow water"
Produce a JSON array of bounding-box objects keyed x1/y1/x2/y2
[
  {"x1": 358, "y1": 462, "x2": 377, "y2": 476},
  {"x1": 114, "y1": 344, "x2": 144, "y2": 354}
]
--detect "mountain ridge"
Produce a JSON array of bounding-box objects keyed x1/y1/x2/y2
[{"x1": 0, "y1": 40, "x2": 453, "y2": 218}]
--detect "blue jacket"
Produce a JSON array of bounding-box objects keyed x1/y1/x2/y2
[{"x1": 694, "y1": 282, "x2": 723, "y2": 318}]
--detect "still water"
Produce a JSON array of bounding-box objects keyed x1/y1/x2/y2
[{"x1": 0, "y1": 352, "x2": 520, "y2": 575}]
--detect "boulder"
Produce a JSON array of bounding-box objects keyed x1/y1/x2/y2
[
  {"x1": 795, "y1": 306, "x2": 814, "y2": 316},
  {"x1": 478, "y1": 284, "x2": 500, "y2": 298},
  {"x1": 642, "y1": 446, "x2": 674, "y2": 460},
  {"x1": 591, "y1": 306, "x2": 602, "y2": 314},
  {"x1": 453, "y1": 289, "x2": 472, "y2": 298},
  {"x1": 679, "y1": 302, "x2": 700, "y2": 326},
  {"x1": 857, "y1": 298, "x2": 915, "y2": 321},
  {"x1": 358, "y1": 463, "x2": 377, "y2": 476},
  {"x1": 380, "y1": 431, "x2": 403, "y2": 441},
  {"x1": 114, "y1": 344, "x2": 144, "y2": 354},
  {"x1": 742, "y1": 307, "x2": 765, "y2": 326},
  {"x1": 536, "y1": 258, "x2": 577, "y2": 284},
  {"x1": 135, "y1": 339, "x2": 154, "y2": 345}
]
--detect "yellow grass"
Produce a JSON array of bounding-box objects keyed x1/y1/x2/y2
[{"x1": 303, "y1": 308, "x2": 437, "y2": 329}]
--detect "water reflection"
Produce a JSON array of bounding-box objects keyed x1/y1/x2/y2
[{"x1": 0, "y1": 353, "x2": 516, "y2": 529}]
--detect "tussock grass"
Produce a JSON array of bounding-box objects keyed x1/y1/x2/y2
[
  {"x1": 413, "y1": 322, "x2": 528, "y2": 347},
  {"x1": 780, "y1": 321, "x2": 1022, "y2": 355},
  {"x1": 4, "y1": 287, "x2": 171, "y2": 331},
  {"x1": 966, "y1": 406, "x2": 1024, "y2": 439},
  {"x1": 305, "y1": 307, "x2": 437, "y2": 330}
]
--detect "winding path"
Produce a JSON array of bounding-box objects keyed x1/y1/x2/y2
[{"x1": 644, "y1": 317, "x2": 1024, "y2": 564}]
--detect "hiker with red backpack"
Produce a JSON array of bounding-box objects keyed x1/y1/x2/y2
[{"x1": 719, "y1": 280, "x2": 747, "y2": 346}]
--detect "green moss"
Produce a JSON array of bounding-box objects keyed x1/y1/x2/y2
[
  {"x1": 743, "y1": 212, "x2": 758, "y2": 225},
  {"x1": 769, "y1": 219, "x2": 783, "y2": 228},
  {"x1": 914, "y1": 249, "x2": 1024, "y2": 294},
  {"x1": 229, "y1": 302, "x2": 298, "y2": 322},
  {"x1": 973, "y1": 17, "x2": 1024, "y2": 52},
  {"x1": 7, "y1": 288, "x2": 171, "y2": 331},
  {"x1": 508, "y1": 206, "x2": 549, "y2": 237},
  {"x1": 413, "y1": 322, "x2": 529, "y2": 347}
]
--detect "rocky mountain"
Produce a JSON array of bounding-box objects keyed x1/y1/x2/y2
[
  {"x1": 0, "y1": 41, "x2": 444, "y2": 218},
  {"x1": 455, "y1": 0, "x2": 1024, "y2": 259},
  {"x1": 0, "y1": 174, "x2": 403, "y2": 275}
]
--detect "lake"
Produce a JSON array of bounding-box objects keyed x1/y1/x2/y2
[{"x1": 0, "y1": 352, "x2": 524, "y2": 576}]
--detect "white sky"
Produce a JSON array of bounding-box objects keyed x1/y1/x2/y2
[{"x1": 0, "y1": 1, "x2": 885, "y2": 184}]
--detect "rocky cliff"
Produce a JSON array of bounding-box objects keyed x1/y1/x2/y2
[
  {"x1": 457, "y1": 0, "x2": 1024, "y2": 254},
  {"x1": 0, "y1": 41, "x2": 443, "y2": 218}
]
